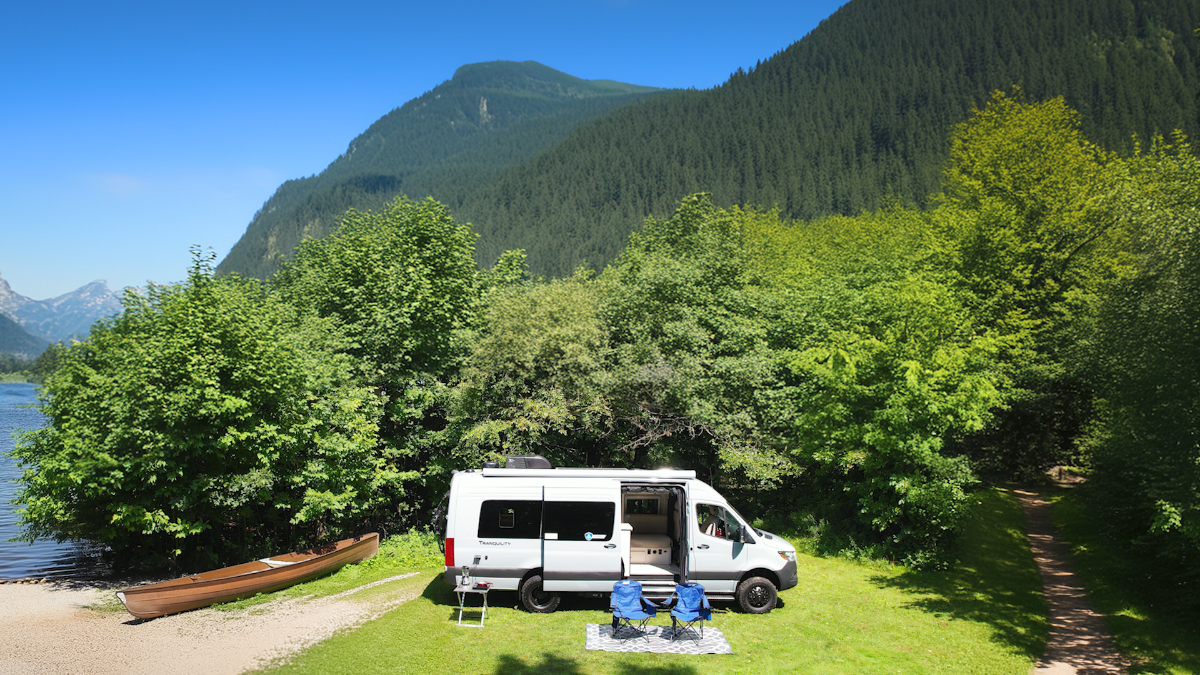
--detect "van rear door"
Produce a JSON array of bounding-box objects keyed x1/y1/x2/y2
[{"x1": 542, "y1": 484, "x2": 622, "y2": 591}]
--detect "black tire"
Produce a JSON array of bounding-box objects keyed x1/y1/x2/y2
[
  {"x1": 736, "y1": 576, "x2": 777, "y2": 614},
  {"x1": 519, "y1": 574, "x2": 561, "y2": 613}
]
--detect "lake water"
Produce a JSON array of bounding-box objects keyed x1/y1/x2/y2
[{"x1": 0, "y1": 382, "x2": 106, "y2": 580}]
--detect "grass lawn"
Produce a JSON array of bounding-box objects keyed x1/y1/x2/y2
[
  {"x1": 248, "y1": 487, "x2": 1045, "y2": 675},
  {"x1": 1050, "y1": 488, "x2": 1200, "y2": 674}
]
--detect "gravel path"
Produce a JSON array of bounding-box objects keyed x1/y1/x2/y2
[
  {"x1": 0, "y1": 572, "x2": 423, "y2": 675},
  {"x1": 1014, "y1": 488, "x2": 1129, "y2": 675}
]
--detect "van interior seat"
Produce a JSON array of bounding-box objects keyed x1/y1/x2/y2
[{"x1": 625, "y1": 513, "x2": 672, "y2": 565}]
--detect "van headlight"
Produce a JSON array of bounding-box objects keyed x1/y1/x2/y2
[{"x1": 778, "y1": 550, "x2": 796, "y2": 562}]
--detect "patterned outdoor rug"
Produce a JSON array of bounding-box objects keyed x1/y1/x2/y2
[{"x1": 584, "y1": 623, "x2": 734, "y2": 654}]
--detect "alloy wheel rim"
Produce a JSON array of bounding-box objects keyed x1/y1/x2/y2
[{"x1": 748, "y1": 584, "x2": 769, "y2": 607}]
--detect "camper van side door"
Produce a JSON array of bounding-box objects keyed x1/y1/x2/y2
[
  {"x1": 542, "y1": 485, "x2": 622, "y2": 592},
  {"x1": 689, "y1": 502, "x2": 750, "y2": 594}
]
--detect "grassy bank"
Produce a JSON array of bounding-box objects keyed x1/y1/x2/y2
[
  {"x1": 247, "y1": 487, "x2": 1045, "y2": 675},
  {"x1": 1050, "y1": 488, "x2": 1200, "y2": 674},
  {"x1": 216, "y1": 531, "x2": 445, "y2": 612}
]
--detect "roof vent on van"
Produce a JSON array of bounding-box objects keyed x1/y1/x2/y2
[{"x1": 505, "y1": 455, "x2": 552, "y2": 469}]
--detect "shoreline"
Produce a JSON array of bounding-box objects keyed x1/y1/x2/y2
[{"x1": 0, "y1": 571, "x2": 426, "y2": 675}]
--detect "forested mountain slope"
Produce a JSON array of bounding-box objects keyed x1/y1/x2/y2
[
  {"x1": 217, "y1": 61, "x2": 664, "y2": 279},
  {"x1": 219, "y1": 0, "x2": 1198, "y2": 281},
  {"x1": 0, "y1": 313, "x2": 47, "y2": 360},
  {"x1": 463, "y1": 0, "x2": 1199, "y2": 275}
]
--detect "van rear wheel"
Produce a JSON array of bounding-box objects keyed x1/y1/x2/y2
[
  {"x1": 736, "y1": 576, "x2": 777, "y2": 614},
  {"x1": 520, "y1": 574, "x2": 560, "y2": 613}
]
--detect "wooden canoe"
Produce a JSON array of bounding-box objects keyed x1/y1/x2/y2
[{"x1": 115, "y1": 532, "x2": 379, "y2": 619}]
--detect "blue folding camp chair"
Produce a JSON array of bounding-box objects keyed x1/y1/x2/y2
[
  {"x1": 610, "y1": 580, "x2": 660, "y2": 641},
  {"x1": 668, "y1": 582, "x2": 712, "y2": 643}
]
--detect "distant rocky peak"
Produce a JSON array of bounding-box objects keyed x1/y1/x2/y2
[{"x1": 0, "y1": 270, "x2": 122, "y2": 343}]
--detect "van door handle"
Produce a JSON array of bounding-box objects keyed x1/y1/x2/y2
[
  {"x1": 604, "y1": 544, "x2": 616, "y2": 549},
  {"x1": 697, "y1": 544, "x2": 710, "y2": 549}
]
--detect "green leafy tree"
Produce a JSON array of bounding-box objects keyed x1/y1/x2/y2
[
  {"x1": 942, "y1": 90, "x2": 1126, "y2": 327},
  {"x1": 270, "y1": 197, "x2": 479, "y2": 523},
  {"x1": 600, "y1": 194, "x2": 784, "y2": 475},
  {"x1": 1085, "y1": 135, "x2": 1200, "y2": 584},
  {"x1": 11, "y1": 253, "x2": 382, "y2": 569},
  {"x1": 272, "y1": 197, "x2": 478, "y2": 380},
  {"x1": 27, "y1": 343, "x2": 66, "y2": 382},
  {"x1": 452, "y1": 272, "x2": 615, "y2": 467},
  {"x1": 600, "y1": 195, "x2": 1001, "y2": 565},
  {"x1": 743, "y1": 204, "x2": 1005, "y2": 565},
  {"x1": 937, "y1": 91, "x2": 1133, "y2": 477}
]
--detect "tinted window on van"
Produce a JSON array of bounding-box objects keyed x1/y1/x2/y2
[
  {"x1": 478, "y1": 500, "x2": 542, "y2": 539},
  {"x1": 544, "y1": 501, "x2": 615, "y2": 541},
  {"x1": 625, "y1": 497, "x2": 659, "y2": 515}
]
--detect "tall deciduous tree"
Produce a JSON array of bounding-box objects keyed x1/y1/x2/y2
[
  {"x1": 743, "y1": 203, "x2": 1005, "y2": 565},
  {"x1": 270, "y1": 197, "x2": 479, "y2": 523},
  {"x1": 938, "y1": 91, "x2": 1131, "y2": 477},
  {"x1": 452, "y1": 272, "x2": 615, "y2": 467},
  {"x1": 1086, "y1": 135, "x2": 1200, "y2": 576},
  {"x1": 12, "y1": 253, "x2": 383, "y2": 569}
]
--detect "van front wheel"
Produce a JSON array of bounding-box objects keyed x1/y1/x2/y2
[
  {"x1": 520, "y1": 574, "x2": 561, "y2": 613},
  {"x1": 736, "y1": 576, "x2": 777, "y2": 614}
]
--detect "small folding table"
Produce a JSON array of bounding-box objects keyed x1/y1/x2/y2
[{"x1": 454, "y1": 582, "x2": 491, "y2": 627}]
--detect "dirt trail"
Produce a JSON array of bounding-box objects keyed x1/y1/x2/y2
[
  {"x1": 1014, "y1": 488, "x2": 1129, "y2": 675},
  {"x1": 0, "y1": 572, "x2": 422, "y2": 675}
]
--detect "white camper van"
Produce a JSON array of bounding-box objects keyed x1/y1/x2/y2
[{"x1": 437, "y1": 456, "x2": 797, "y2": 614}]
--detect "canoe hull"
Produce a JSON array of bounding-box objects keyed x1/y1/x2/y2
[{"x1": 116, "y1": 532, "x2": 379, "y2": 619}]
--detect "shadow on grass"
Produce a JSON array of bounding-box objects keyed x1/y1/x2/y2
[
  {"x1": 868, "y1": 488, "x2": 1048, "y2": 661},
  {"x1": 419, "y1": 575, "x2": 784, "y2": 622},
  {"x1": 490, "y1": 654, "x2": 699, "y2": 675},
  {"x1": 420, "y1": 575, "x2": 621, "y2": 625}
]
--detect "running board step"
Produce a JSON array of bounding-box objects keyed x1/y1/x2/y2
[
  {"x1": 631, "y1": 580, "x2": 736, "y2": 603},
  {"x1": 639, "y1": 590, "x2": 736, "y2": 603}
]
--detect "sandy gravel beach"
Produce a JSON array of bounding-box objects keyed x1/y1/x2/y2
[{"x1": 0, "y1": 573, "x2": 422, "y2": 675}]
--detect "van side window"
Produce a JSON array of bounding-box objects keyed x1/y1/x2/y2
[
  {"x1": 478, "y1": 500, "x2": 542, "y2": 539},
  {"x1": 625, "y1": 497, "x2": 659, "y2": 515},
  {"x1": 544, "y1": 501, "x2": 615, "y2": 541},
  {"x1": 696, "y1": 503, "x2": 741, "y2": 541}
]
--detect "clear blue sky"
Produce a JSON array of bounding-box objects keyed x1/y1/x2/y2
[{"x1": 1, "y1": 0, "x2": 847, "y2": 300}]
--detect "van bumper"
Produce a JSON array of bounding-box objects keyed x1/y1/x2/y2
[{"x1": 778, "y1": 559, "x2": 798, "y2": 591}]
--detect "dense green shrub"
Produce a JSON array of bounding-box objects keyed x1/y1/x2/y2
[{"x1": 12, "y1": 253, "x2": 383, "y2": 569}]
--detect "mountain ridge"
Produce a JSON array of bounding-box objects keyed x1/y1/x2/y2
[
  {"x1": 460, "y1": 0, "x2": 1199, "y2": 275},
  {"x1": 0, "y1": 272, "x2": 123, "y2": 347},
  {"x1": 217, "y1": 61, "x2": 666, "y2": 279},
  {"x1": 217, "y1": 0, "x2": 1199, "y2": 281}
]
